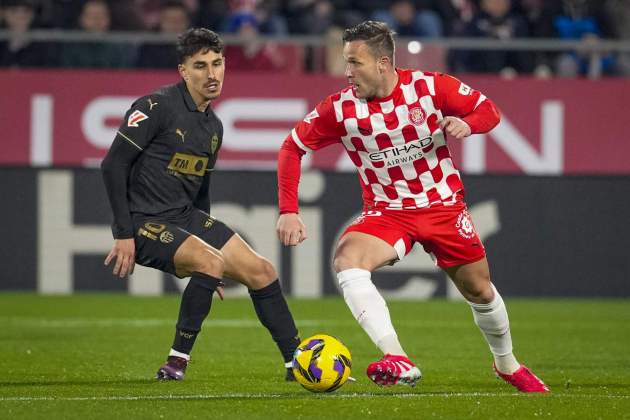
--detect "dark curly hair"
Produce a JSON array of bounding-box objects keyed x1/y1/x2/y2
[
  {"x1": 342, "y1": 21, "x2": 396, "y2": 63},
  {"x1": 176, "y1": 28, "x2": 224, "y2": 64}
]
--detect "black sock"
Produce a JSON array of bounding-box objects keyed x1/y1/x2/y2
[
  {"x1": 249, "y1": 279, "x2": 300, "y2": 363},
  {"x1": 172, "y1": 272, "x2": 223, "y2": 355}
]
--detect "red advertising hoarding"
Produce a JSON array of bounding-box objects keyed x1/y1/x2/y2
[{"x1": 0, "y1": 69, "x2": 626, "y2": 174}]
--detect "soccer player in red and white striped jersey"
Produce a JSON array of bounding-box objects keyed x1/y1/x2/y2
[{"x1": 276, "y1": 21, "x2": 548, "y2": 392}]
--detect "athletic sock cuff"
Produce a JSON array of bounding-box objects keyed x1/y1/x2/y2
[
  {"x1": 169, "y1": 348, "x2": 191, "y2": 360},
  {"x1": 337, "y1": 268, "x2": 371, "y2": 287},
  {"x1": 248, "y1": 279, "x2": 281, "y2": 297},
  {"x1": 468, "y1": 283, "x2": 502, "y2": 312},
  {"x1": 191, "y1": 272, "x2": 224, "y2": 291}
]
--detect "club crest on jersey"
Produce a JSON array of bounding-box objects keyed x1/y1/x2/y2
[
  {"x1": 408, "y1": 107, "x2": 426, "y2": 126},
  {"x1": 127, "y1": 110, "x2": 148, "y2": 127},
  {"x1": 455, "y1": 210, "x2": 476, "y2": 239},
  {"x1": 210, "y1": 133, "x2": 219, "y2": 154}
]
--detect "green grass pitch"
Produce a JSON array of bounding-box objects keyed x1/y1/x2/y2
[{"x1": 1, "y1": 294, "x2": 629, "y2": 419}]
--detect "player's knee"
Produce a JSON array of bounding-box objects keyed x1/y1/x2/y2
[
  {"x1": 194, "y1": 250, "x2": 225, "y2": 278},
  {"x1": 333, "y1": 252, "x2": 360, "y2": 273},
  {"x1": 248, "y1": 258, "x2": 277, "y2": 289},
  {"x1": 460, "y1": 272, "x2": 493, "y2": 303}
]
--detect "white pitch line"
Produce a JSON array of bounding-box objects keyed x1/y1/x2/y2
[{"x1": 1, "y1": 393, "x2": 628, "y2": 402}]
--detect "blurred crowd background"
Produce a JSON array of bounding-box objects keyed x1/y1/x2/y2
[{"x1": 1, "y1": 0, "x2": 629, "y2": 77}]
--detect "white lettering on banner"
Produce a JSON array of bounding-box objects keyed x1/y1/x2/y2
[
  {"x1": 292, "y1": 172, "x2": 325, "y2": 298},
  {"x1": 37, "y1": 170, "x2": 162, "y2": 294},
  {"x1": 28, "y1": 93, "x2": 563, "y2": 174},
  {"x1": 332, "y1": 200, "x2": 501, "y2": 300},
  {"x1": 215, "y1": 98, "x2": 307, "y2": 151},
  {"x1": 82, "y1": 96, "x2": 136, "y2": 149},
  {"x1": 30, "y1": 95, "x2": 53, "y2": 166},
  {"x1": 463, "y1": 100, "x2": 564, "y2": 174}
]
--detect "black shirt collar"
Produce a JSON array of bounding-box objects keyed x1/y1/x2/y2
[{"x1": 178, "y1": 80, "x2": 208, "y2": 114}]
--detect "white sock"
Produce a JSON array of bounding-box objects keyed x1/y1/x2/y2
[
  {"x1": 467, "y1": 283, "x2": 520, "y2": 374},
  {"x1": 337, "y1": 269, "x2": 407, "y2": 356},
  {"x1": 169, "y1": 348, "x2": 191, "y2": 361}
]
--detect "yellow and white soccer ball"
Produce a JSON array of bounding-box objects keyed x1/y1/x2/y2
[{"x1": 292, "y1": 334, "x2": 352, "y2": 393}]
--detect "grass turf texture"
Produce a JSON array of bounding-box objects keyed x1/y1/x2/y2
[{"x1": 1, "y1": 294, "x2": 629, "y2": 419}]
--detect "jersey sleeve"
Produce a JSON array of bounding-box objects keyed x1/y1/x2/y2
[
  {"x1": 101, "y1": 94, "x2": 167, "y2": 239},
  {"x1": 290, "y1": 95, "x2": 344, "y2": 153},
  {"x1": 434, "y1": 73, "x2": 500, "y2": 133},
  {"x1": 115, "y1": 94, "x2": 167, "y2": 151},
  {"x1": 277, "y1": 137, "x2": 306, "y2": 214}
]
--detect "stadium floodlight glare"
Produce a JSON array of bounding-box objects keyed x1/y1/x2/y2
[{"x1": 407, "y1": 41, "x2": 422, "y2": 54}]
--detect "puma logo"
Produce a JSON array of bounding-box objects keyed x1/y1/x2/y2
[
  {"x1": 147, "y1": 98, "x2": 158, "y2": 110},
  {"x1": 175, "y1": 128, "x2": 186, "y2": 142}
]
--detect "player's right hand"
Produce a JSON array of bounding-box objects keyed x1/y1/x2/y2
[
  {"x1": 276, "y1": 213, "x2": 307, "y2": 246},
  {"x1": 104, "y1": 238, "x2": 136, "y2": 278}
]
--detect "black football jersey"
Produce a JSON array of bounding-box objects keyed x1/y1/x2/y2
[{"x1": 115, "y1": 81, "x2": 223, "y2": 219}]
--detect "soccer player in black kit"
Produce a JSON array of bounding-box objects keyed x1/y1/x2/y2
[{"x1": 101, "y1": 28, "x2": 299, "y2": 381}]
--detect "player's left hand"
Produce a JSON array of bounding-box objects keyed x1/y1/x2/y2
[
  {"x1": 439, "y1": 117, "x2": 471, "y2": 140},
  {"x1": 104, "y1": 238, "x2": 136, "y2": 278}
]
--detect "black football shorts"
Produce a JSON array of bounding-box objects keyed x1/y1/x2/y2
[{"x1": 132, "y1": 208, "x2": 235, "y2": 276}]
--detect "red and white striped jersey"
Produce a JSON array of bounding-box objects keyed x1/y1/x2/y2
[{"x1": 288, "y1": 69, "x2": 499, "y2": 210}]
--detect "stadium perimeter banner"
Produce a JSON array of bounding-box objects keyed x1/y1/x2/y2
[
  {"x1": 0, "y1": 69, "x2": 629, "y2": 175},
  {"x1": 1, "y1": 168, "x2": 627, "y2": 298}
]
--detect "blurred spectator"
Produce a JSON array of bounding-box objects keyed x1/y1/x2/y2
[
  {"x1": 223, "y1": 18, "x2": 286, "y2": 71},
  {"x1": 451, "y1": 0, "x2": 531, "y2": 77},
  {"x1": 135, "y1": 0, "x2": 198, "y2": 29},
  {"x1": 60, "y1": 0, "x2": 134, "y2": 68},
  {"x1": 136, "y1": 0, "x2": 190, "y2": 69},
  {"x1": 605, "y1": 0, "x2": 630, "y2": 75},
  {"x1": 196, "y1": 0, "x2": 228, "y2": 31},
  {"x1": 223, "y1": 0, "x2": 287, "y2": 34},
  {"x1": 255, "y1": 0, "x2": 287, "y2": 34},
  {"x1": 44, "y1": 0, "x2": 146, "y2": 30},
  {"x1": 421, "y1": 0, "x2": 476, "y2": 36},
  {"x1": 554, "y1": 0, "x2": 616, "y2": 77},
  {"x1": 107, "y1": 0, "x2": 146, "y2": 30},
  {"x1": 516, "y1": 0, "x2": 560, "y2": 77},
  {"x1": 44, "y1": 0, "x2": 85, "y2": 29},
  {"x1": 288, "y1": 0, "x2": 335, "y2": 35},
  {"x1": 0, "y1": 0, "x2": 56, "y2": 67},
  {"x1": 371, "y1": 0, "x2": 444, "y2": 37},
  {"x1": 285, "y1": 0, "x2": 363, "y2": 35}
]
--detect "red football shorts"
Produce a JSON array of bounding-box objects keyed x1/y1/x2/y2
[{"x1": 342, "y1": 202, "x2": 486, "y2": 268}]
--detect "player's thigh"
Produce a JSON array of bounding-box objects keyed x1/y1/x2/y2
[
  {"x1": 334, "y1": 211, "x2": 408, "y2": 272},
  {"x1": 134, "y1": 220, "x2": 193, "y2": 277},
  {"x1": 418, "y1": 204, "x2": 492, "y2": 302},
  {"x1": 185, "y1": 209, "x2": 275, "y2": 288},
  {"x1": 419, "y1": 204, "x2": 486, "y2": 269},
  {"x1": 219, "y1": 234, "x2": 277, "y2": 289},
  {"x1": 173, "y1": 234, "x2": 225, "y2": 279}
]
